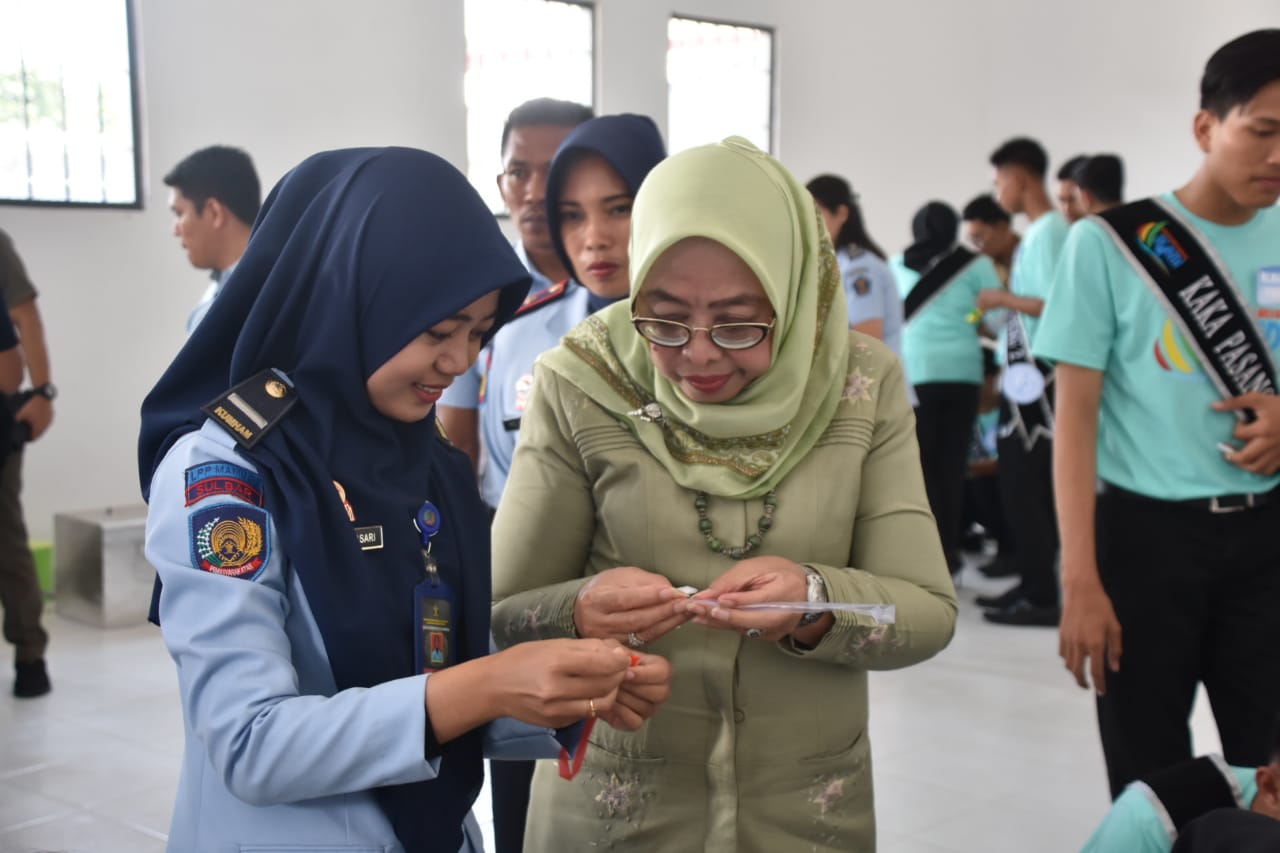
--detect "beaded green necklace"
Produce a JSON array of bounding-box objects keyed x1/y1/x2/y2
[{"x1": 694, "y1": 490, "x2": 777, "y2": 559}]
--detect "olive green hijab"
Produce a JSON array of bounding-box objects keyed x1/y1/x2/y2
[{"x1": 539, "y1": 137, "x2": 849, "y2": 499}]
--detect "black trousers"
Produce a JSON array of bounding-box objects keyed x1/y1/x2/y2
[
  {"x1": 1095, "y1": 488, "x2": 1280, "y2": 799},
  {"x1": 0, "y1": 448, "x2": 44, "y2": 663},
  {"x1": 914, "y1": 382, "x2": 980, "y2": 567},
  {"x1": 995, "y1": 422, "x2": 1059, "y2": 607},
  {"x1": 963, "y1": 473, "x2": 1007, "y2": 546},
  {"x1": 490, "y1": 757, "x2": 534, "y2": 852}
]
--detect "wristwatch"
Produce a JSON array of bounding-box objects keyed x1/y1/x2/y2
[
  {"x1": 798, "y1": 566, "x2": 828, "y2": 627},
  {"x1": 32, "y1": 383, "x2": 56, "y2": 401}
]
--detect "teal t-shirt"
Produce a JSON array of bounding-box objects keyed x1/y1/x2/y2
[
  {"x1": 1033, "y1": 192, "x2": 1280, "y2": 500},
  {"x1": 1013, "y1": 209, "x2": 1069, "y2": 344},
  {"x1": 997, "y1": 209, "x2": 1069, "y2": 364},
  {"x1": 892, "y1": 252, "x2": 1001, "y2": 385},
  {"x1": 1080, "y1": 764, "x2": 1256, "y2": 853}
]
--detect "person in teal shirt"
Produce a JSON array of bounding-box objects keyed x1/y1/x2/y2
[
  {"x1": 892, "y1": 201, "x2": 1003, "y2": 573},
  {"x1": 1083, "y1": 722, "x2": 1280, "y2": 853},
  {"x1": 973, "y1": 137, "x2": 1069, "y2": 628},
  {"x1": 1036, "y1": 28, "x2": 1280, "y2": 799}
]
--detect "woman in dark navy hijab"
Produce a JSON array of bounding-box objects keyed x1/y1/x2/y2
[{"x1": 138, "y1": 147, "x2": 670, "y2": 853}]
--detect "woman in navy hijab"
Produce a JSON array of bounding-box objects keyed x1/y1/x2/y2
[{"x1": 138, "y1": 148, "x2": 671, "y2": 852}]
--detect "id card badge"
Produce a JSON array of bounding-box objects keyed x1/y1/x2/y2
[
  {"x1": 414, "y1": 573, "x2": 456, "y2": 673},
  {"x1": 413, "y1": 500, "x2": 454, "y2": 673}
]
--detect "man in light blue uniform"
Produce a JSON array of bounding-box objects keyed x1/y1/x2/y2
[
  {"x1": 439, "y1": 98, "x2": 592, "y2": 502},
  {"x1": 445, "y1": 256, "x2": 588, "y2": 509},
  {"x1": 974, "y1": 137, "x2": 1069, "y2": 627},
  {"x1": 163, "y1": 145, "x2": 261, "y2": 333},
  {"x1": 1037, "y1": 29, "x2": 1280, "y2": 799}
]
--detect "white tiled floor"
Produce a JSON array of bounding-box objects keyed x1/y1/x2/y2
[{"x1": 1, "y1": 562, "x2": 1224, "y2": 853}]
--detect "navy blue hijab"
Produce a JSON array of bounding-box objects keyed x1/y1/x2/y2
[
  {"x1": 138, "y1": 147, "x2": 530, "y2": 851},
  {"x1": 545, "y1": 113, "x2": 666, "y2": 295}
]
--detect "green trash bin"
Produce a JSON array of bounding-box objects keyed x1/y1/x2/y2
[{"x1": 31, "y1": 538, "x2": 53, "y2": 600}]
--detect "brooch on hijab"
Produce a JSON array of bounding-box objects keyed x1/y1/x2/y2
[{"x1": 628, "y1": 402, "x2": 666, "y2": 425}]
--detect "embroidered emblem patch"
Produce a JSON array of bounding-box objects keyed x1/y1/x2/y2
[
  {"x1": 189, "y1": 504, "x2": 270, "y2": 580},
  {"x1": 184, "y1": 462, "x2": 264, "y2": 507},
  {"x1": 514, "y1": 373, "x2": 534, "y2": 413},
  {"x1": 852, "y1": 276, "x2": 871, "y2": 296}
]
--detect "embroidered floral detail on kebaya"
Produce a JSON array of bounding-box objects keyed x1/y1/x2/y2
[
  {"x1": 595, "y1": 773, "x2": 638, "y2": 818},
  {"x1": 843, "y1": 368, "x2": 876, "y2": 402},
  {"x1": 809, "y1": 775, "x2": 847, "y2": 816}
]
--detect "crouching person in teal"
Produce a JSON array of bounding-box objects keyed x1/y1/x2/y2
[{"x1": 137, "y1": 148, "x2": 672, "y2": 852}]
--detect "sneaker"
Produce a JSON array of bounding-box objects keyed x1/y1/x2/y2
[
  {"x1": 14, "y1": 659, "x2": 51, "y2": 698},
  {"x1": 975, "y1": 586, "x2": 1022, "y2": 610},
  {"x1": 983, "y1": 598, "x2": 1060, "y2": 628}
]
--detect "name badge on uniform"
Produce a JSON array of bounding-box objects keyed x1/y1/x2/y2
[
  {"x1": 355, "y1": 525, "x2": 384, "y2": 551},
  {"x1": 1256, "y1": 266, "x2": 1280, "y2": 308}
]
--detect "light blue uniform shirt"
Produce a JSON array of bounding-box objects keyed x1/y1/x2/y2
[
  {"x1": 892, "y1": 252, "x2": 1002, "y2": 385},
  {"x1": 146, "y1": 420, "x2": 575, "y2": 852},
  {"x1": 441, "y1": 240, "x2": 590, "y2": 509},
  {"x1": 1033, "y1": 193, "x2": 1280, "y2": 500},
  {"x1": 186, "y1": 262, "x2": 237, "y2": 334},
  {"x1": 839, "y1": 246, "x2": 904, "y2": 358},
  {"x1": 1082, "y1": 762, "x2": 1256, "y2": 853}
]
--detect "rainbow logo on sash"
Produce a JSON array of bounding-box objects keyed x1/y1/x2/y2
[{"x1": 1136, "y1": 221, "x2": 1189, "y2": 276}]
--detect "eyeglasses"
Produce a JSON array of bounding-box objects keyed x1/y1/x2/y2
[{"x1": 631, "y1": 316, "x2": 775, "y2": 350}]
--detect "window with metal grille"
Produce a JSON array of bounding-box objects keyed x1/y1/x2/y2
[
  {"x1": 667, "y1": 16, "x2": 774, "y2": 156},
  {"x1": 0, "y1": 0, "x2": 141, "y2": 207},
  {"x1": 463, "y1": 0, "x2": 595, "y2": 213}
]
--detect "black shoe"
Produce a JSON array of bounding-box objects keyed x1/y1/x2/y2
[
  {"x1": 978, "y1": 555, "x2": 1019, "y2": 578},
  {"x1": 975, "y1": 586, "x2": 1022, "y2": 610},
  {"x1": 14, "y1": 659, "x2": 51, "y2": 698},
  {"x1": 983, "y1": 598, "x2": 1060, "y2": 627}
]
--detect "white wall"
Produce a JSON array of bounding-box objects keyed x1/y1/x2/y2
[{"x1": 2, "y1": 0, "x2": 1276, "y2": 538}]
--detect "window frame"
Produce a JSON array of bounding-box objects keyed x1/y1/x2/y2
[
  {"x1": 1, "y1": 0, "x2": 145, "y2": 210},
  {"x1": 667, "y1": 12, "x2": 777, "y2": 155}
]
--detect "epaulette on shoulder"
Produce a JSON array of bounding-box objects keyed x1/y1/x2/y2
[
  {"x1": 201, "y1": 369, "x2": 298, "y2": 449},
  {"x1": 515, "y1": 280, "x2": 571, "y2": 318}
]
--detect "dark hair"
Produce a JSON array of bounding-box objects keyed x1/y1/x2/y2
[
  {"x1": 500, "y1": 98, "x2": 594, "y2": 156},
  {"x1": 804, "y1": 174, "x2": 887, "y2": 260},
  {"x1": 1201, "y1": 29, "x2": 1280, "y2": 118},
  {"x1": 1075, "y1": 154, "x2": 1124, "y2": 205},
  {"x1": 1057, "y1": 155, "x2": 1089, "y2": 182},
  {"x1": 163, "y1": 145, "x2": 261, "y2": 226},
  {"x1": 990, "y1": 137, "x2": 1049, "y2": 178},
  {"x1": 961, "y1": 194, "x2": 1011, "y2": 225}
]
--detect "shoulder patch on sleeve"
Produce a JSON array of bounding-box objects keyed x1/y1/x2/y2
[
  {"x1": 184, "y1": 461, "x2": 264, "y2": 507},
  {"x1": 201, "y1": 369, "x2": 298, "y2": 449},
  {"x1": 515, "y1": 280, "x2": 570, "y2": 317},
  {"x1": 852, "y1": 275, "x2": 871, "y2": 296},
  {"x1": 189, "y1": 503, "x2": 271, "y2": 581}
]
